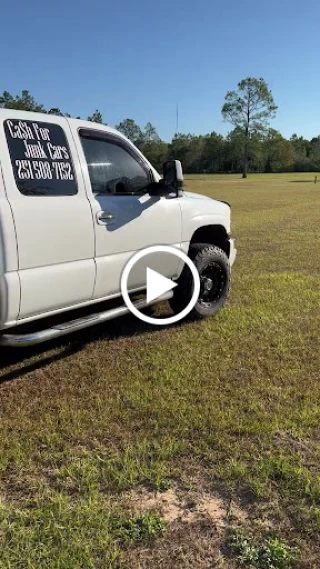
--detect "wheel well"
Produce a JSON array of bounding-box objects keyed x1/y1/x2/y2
[{"x1": 190, "y1": 225, "x2": 230, "y2": 256}]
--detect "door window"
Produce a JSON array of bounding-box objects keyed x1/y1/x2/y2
[{"x1": 80, "y1": 132, "x2": 151, "y2": 195}]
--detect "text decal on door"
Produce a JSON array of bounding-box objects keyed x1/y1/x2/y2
[{"x1": 4, "y1": 119, "x2": 78, "y2": 196}]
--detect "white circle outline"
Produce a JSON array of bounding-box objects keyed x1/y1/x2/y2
[{"x1": 120, "y1": 245, "x2": 201, "y2": 326}]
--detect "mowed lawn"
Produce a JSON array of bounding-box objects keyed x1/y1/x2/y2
[{"x1": 1, "y1": 173, "x2": 320, "y2": 568}]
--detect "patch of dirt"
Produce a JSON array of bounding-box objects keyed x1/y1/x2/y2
[
  {"x1": 1, "y1": 473, "x2": 49, "y2": 504},
  {"x1": 124, "y1": 486, "x2": 247, "y2": 535},
  {"x1": 272, "y1": 430, "x2": 319, "y2": 457},
  {"x1": 126, "y1": 518, "x2": 227, "y2": 569}
]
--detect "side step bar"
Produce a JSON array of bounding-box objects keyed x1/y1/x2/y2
[{"x1": 0, "y1": 292, "x2": 173, "y2": 348}]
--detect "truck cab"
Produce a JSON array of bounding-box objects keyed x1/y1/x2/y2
[{"x1": 0, "y1": 109, "x2": 236, "y2": 346}]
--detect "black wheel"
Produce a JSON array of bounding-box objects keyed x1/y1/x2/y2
[{"x1": 169, "y1": 243, "x2": 231, "y2": 319}]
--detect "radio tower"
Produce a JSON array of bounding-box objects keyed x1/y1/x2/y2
[{"x1": 175, "y1": 103, "x2": 179, "y2": 135}]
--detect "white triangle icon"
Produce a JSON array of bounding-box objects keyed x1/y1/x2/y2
[{"x1": 146, "y1": 268, "x2": 178, "y2": 304}]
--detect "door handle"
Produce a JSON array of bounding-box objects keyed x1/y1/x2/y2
[{"x1": 97, "y1": 211, "x2": 115, "y2": 225}]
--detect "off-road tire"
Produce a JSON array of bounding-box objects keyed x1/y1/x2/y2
[{"x1": 169, "y1": 243, "x2": 231, "y2": 320}]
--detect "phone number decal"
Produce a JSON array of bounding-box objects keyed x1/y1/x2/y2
[{"x1": 15, "y1": 160, "x2": 74, "y2": 181}]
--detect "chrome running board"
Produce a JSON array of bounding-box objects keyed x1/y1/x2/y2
[{"x1": 0, "y1": 292, "x2": 173, "y2": 347}]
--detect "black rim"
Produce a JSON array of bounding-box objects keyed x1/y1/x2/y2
[{"x1": 198, "y1": 261, "x2": 227, "y2": 306}]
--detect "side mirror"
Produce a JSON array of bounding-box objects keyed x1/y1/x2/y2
[{"x1": 162, "y1": 160, "x2": 183, "y2": 194}]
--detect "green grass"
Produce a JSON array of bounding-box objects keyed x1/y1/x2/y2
[
  {"x1": 1, "y1": 172, "x2": 320, "y2": 567},
  {"x1": 227, "y1": 528, "x2": 298, "y2": 568}
]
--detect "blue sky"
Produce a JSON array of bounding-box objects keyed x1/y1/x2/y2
[{"x1": 1, "y1": 0, "x2": 319, "y2": 141}]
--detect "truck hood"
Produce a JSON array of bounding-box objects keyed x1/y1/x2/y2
[
  {"x1": 182, "y1": 190, "x2": 231, "y2": 214},
  {"x1": 180, "y1": 190, "x2": 231, "y2": 235},
  {"x1": 183, "y1": 191, "x2": 213, "y2": 201}
]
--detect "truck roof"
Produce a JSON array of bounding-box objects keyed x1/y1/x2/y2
[
  {"x1": 0, "y1": 108, "x2": 128, "y2": 142},
  {"x1": 0, "y1": 108, "x2": 161, "y2": 180}
]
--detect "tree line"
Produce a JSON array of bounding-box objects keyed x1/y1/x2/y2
[{"x1": 0, "y1": 82, "x2": 318, "y2": 176}]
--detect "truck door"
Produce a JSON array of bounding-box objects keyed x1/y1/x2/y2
[
  {"x1": 0, "y1": 114, "x2": 95, "y2": 320},
  {"x1": 70, "y1": 125, "x2": 182, "y2": 299}
]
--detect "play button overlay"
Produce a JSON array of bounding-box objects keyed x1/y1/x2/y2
[
  {"x1": 120, "y1": 245, "x2": 200, "y2": 325},
  {"x1": 146, "y1": 268, "x2": 178, "y2": 304}
]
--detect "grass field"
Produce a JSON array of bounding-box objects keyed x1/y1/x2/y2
[{"x1": 1, "y1": 172, "x2": 320, "y2": 568}]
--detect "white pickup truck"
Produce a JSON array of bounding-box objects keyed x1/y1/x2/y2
[{"x1": 0, "y1": 109, "x2": 236, "y2": 346}]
